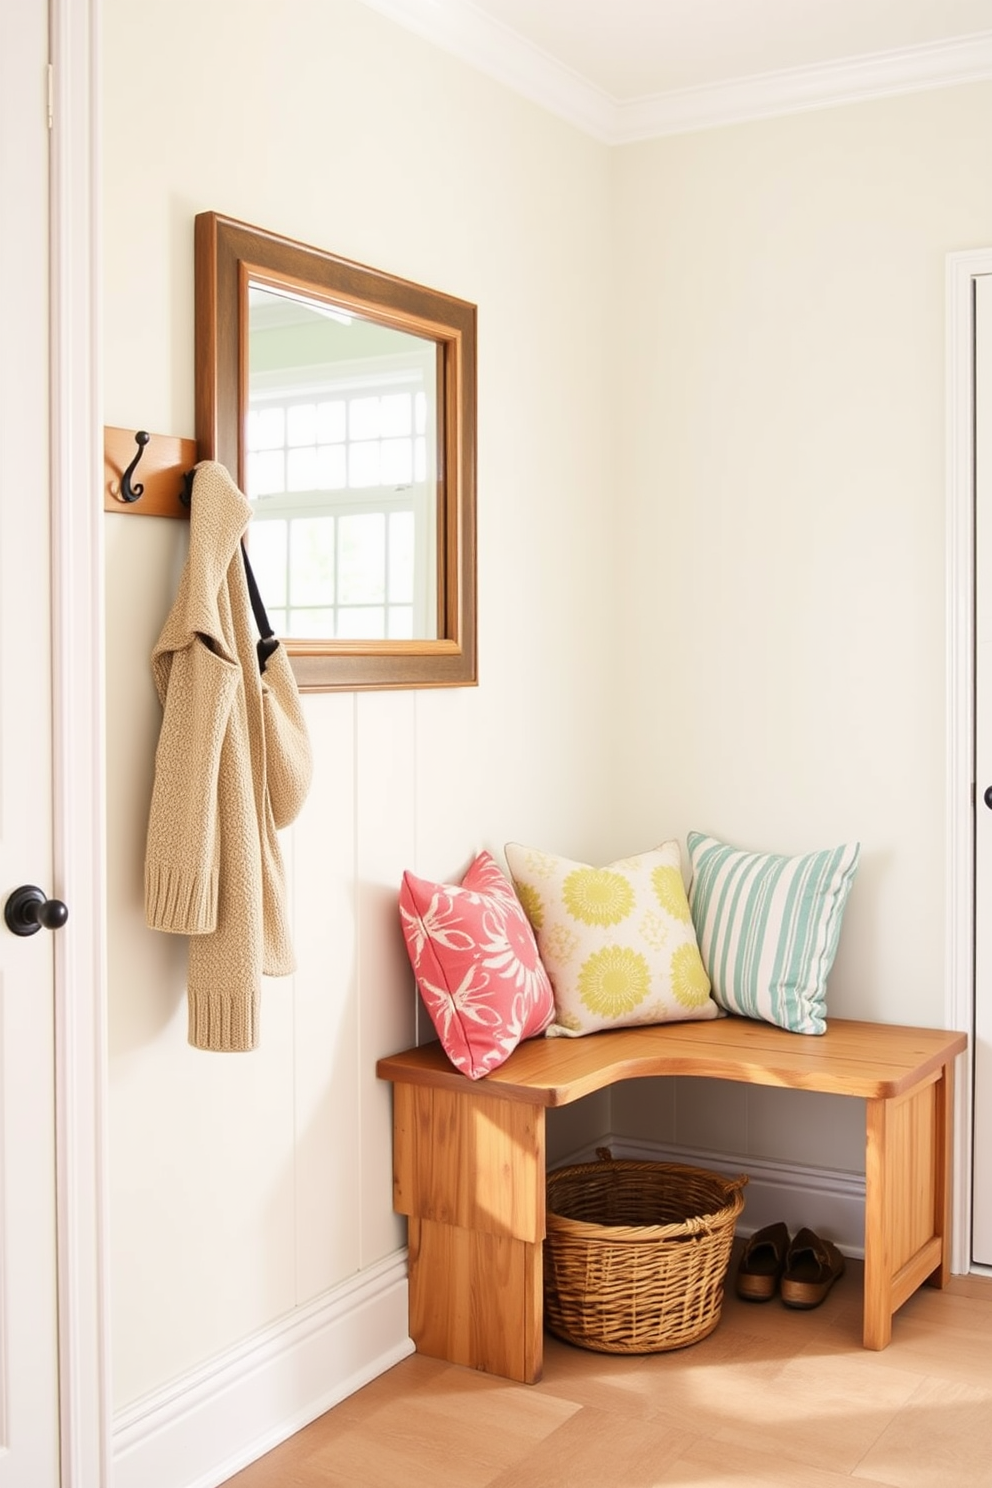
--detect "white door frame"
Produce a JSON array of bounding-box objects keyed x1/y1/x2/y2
[
  {"x1": 50, "y1": 0, "x2": 113, "y2": 1480},
  {"x1": 946, "y1": 247, "x2": 992, "y2": 1277}
]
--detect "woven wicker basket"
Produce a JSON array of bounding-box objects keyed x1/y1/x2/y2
[{"x1": 544, "y1": 1152, "x2": 747, "y2": 1354}]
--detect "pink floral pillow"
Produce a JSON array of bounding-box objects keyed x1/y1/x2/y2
[{"x1": 399, "y1": 851, "x2": 555, "y2": 1079}]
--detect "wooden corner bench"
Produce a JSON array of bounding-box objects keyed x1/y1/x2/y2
[{"x1": 377, "y1": 1016, "x2": 966, "y2": 1383}]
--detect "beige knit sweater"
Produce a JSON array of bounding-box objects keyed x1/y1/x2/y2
[{"x1": 144, "y1": 462, "x2": 313, "y2": 1051}]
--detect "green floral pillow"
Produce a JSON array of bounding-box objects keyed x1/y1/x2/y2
[{"x1": 503, "y1": 841, "x2": 720, "y2": 1038}]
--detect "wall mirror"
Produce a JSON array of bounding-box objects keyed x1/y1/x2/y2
[{"x1": 195, "y1": 212, "x2": 477, "y2": 691}]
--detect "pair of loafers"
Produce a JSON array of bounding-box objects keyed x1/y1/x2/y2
[{"x1": 735, "y1": 1222, "x2": 845, "y2": 1308}]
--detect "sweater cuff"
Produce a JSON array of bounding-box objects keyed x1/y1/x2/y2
[
  {"x1": 187, "y1": 990, "x2": 259, "y2": 1052},
  {"x1": 145, "y1": 862, "x2": 218, "y2": 934}
]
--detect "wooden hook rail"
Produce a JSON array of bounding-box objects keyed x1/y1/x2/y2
[{"x1": 104, "y1": 426, "x2": 198, "y2": 518}]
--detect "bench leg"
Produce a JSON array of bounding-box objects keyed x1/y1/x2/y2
[
  {"x1": 925, "y1": 1058, "x2": 955, "y2": 1292},
  {"x1": 407, "y1": 1218, "x2": 543, "y2": 1382},
  {"x1": 390, "y1": 1082, "x2": 546, "y2": 1383},
  {"x1": 863, "y1": 1063, "x2": 954, "y2": 1350},
  {"x1": 864, "y1": 1095, "x2": 894, "y2": 1350}
]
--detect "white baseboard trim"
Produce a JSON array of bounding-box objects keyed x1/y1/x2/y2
[
  {"x1": 112, "y1": 1252, "x2": 413, "y2": 1488},
  {"x1": 559, "y1": 1137, "x2": 866, "y2": 1258}
]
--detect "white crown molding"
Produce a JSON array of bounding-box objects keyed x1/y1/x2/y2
[
  {"x1": 616, "y1": 30, "x2": 992, "y2": 141},
  {"x1": 356, "y1": 0, "x2": 625, "y2": 139},
  {"x1": 357, "y1": 1, "x2": 992, "y2": 143}
]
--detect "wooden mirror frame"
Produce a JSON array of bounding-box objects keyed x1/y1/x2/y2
[{"x1": 194, "y1": 211, "x2": 477, "y2": 691}]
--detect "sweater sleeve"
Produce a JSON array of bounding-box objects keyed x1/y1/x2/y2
[{"x1": 145, "y1": 637, "x2": 240, "y2": 934}]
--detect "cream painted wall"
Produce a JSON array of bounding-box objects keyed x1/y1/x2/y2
[
  {"x1": 103, "y1": 0, "x2": 992, "y2": 1415},
  {"x1": 103, "y1": 0, "x2": 613, "y2": 1407},
  {"x1": 609, "y1": 83, "x2": 992, "y2": 1166}
]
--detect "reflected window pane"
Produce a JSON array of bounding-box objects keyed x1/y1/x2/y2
[
  {"x1": 388, "y1": 511, "x2": 414, "y2": 603},
  {"x1": 380, "y1": 393, "x2": 411, "y2": 437},
  {"x1": 338, "y1": 513, "x2": 385, "y2": 603},
  {"x1": 245, "y1": 263, "x2": 457, "y2": 660},
  {"x1": 288, "y1": 607, "x2": 334, "y2": 639},
  {"x1": 287, "y1": 403, "x2": 317, "y2": 447},
  {"x1": 380, "y1": 438, "x2": 412, "y2": 486},
  {"x1": 316, "y1": 444, "x2": 347, "y2": 490},
  {"x1": 349, "y1": 396, "x2": 380, "y2": 441},
  {"x1": 337, "y1": 606, "x2": 385, "y2": 638},
  {"x1": 245, "y1": 348, "x2": 439, "y2": 641},
  {"x1": 289, "y1": 517, "x2": 334, "y2": 606},
  {"x1": 287, "y1": 446, "x2": 319, "y2": 492},
  {"x1": 387, "y1": 606, "x2": 414, "y2": 639},
  {"x1": 247, "y1": 449, "x2": 285, "y2": 498},
  {"x1": 249, "y1": 407, "x2": 285, "y2": 451},
  {"x1": 349, "y1": 441, "x2": 380, "y2": 488},
  {"x1": 316, "y1": 400, "x2": 346, "y2": 443},
  {"x1": 247, "y1": 520, "x2": 288, "y2": 607}
]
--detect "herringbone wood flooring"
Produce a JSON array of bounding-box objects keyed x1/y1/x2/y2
[{"x1": 222, "y1": 1259, "x2": 992, "y2": 1487}]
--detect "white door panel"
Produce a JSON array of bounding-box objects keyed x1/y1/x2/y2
[
  {"x1": 974, "y1": 272, "x2": 992, "y2": 1267},
  {"x1": 0, "y1": 0, "x2": 61, "y2": 1480}
]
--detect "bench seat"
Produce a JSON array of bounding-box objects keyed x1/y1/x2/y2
[{"x1": 377, "y1": 1016, "x2": 966, "y2": 1382}]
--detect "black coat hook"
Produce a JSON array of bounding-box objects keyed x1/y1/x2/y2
[
  {"x1": 179, "y1": 469, "x2": 195, "y2": 507},
  {"x1": 120, "y1": 430, "x2": 150, "y2": 503}
]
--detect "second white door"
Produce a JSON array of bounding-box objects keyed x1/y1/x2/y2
[{"x1": 972, "y1": 269, "x2": 992, "y2": 1267}]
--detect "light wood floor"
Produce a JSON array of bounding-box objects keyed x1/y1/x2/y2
[{"x1": 223, "y1": 1257, "x2": 992, "y2": 1488}]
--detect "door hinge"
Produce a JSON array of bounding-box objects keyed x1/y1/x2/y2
[{"x1": 46, "y1": 64, "x2": 53, "y2": 130}]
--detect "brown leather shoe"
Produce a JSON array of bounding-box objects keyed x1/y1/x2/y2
[
  {"x1": 780, "y1": 1227, "x2": 845, "y2": 1309},
  {"x1": 735, "y1": 1221, "x2": 790, "y2": 1301}
]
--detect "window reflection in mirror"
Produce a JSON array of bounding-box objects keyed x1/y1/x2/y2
[
  {"x1": 194, "y1": 212, "x2": 477, "y2": 691},
  {"x1": 246, "y1": 285, "x2": 439, "y2": 643}
]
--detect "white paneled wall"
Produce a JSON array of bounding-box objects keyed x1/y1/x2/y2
[
  {"x1": 289, "y1": 694, "x2": 363, "y2": 1299},
  {"x1": 104, "y1": 0, "x2": 613, "y2": 1427},
  {"x1": 354, "y1": 693, "x2": 420, "y2": 1262},
  {"x1": 103, "y1": 0, "x2": 992, "y2": 1473},
  {"x1": 612, "y1": 1078, "x2": 866, "y2": 1181}
]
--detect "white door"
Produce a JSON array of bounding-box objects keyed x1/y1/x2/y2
[
  {"x1": 0, "y1": 0, "x2": 62, "y2": 1481},
  {"x1": 974, "y1": 272, "x2": 992, "y2": 1267}
]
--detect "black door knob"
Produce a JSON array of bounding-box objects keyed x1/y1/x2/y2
[
  {"x1": 985, "y1": 786, "x2": 992, "y2": 811},
  {"x1": 4, "y1": 885, "x2": 69, "y2": 937}
]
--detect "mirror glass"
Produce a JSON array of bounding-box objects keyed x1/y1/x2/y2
[
  {"x1": 246, "y1": 284, "x2": 439, "y2": 643},
  {"x1": 195, "y1": 212, "x2": 477, "y2": 691}
]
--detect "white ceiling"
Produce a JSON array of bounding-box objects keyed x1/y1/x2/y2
[
  {"x1": 455, "y1": 0, "x2": 992, "y2": 99},
  {"x1": 359, "y1": 0, "x2": 992, "y2": 140}
]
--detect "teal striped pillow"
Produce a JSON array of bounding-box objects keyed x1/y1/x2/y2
[{"x1": 686, "y1": 832, "x2": 860, "y2": 1035}]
